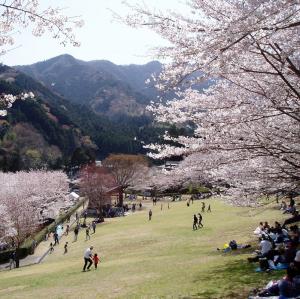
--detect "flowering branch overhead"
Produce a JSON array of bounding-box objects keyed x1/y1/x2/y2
[{"x1": 124, "y1": 0, "x2": 300, "y2": 203}]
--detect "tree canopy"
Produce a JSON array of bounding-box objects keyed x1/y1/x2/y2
[{"x1": 124, "y1": 0, "x2": 300, "y2": 203}]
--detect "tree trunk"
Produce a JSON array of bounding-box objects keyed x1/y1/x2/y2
[
  {"x1": 15, "y1": 248, "x2": 20, "y2": 268},
  {"x1": 118, "y1": 189, "x2": 124, "y2": 207}
]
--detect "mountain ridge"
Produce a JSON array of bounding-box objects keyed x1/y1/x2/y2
[{"x1": 15, "y1": 54, "x2": 162, "y2": 118}]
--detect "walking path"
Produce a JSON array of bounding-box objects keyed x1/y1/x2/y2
[{"x1": 0, "y1": 201, "x2": 86, "y2": 271}]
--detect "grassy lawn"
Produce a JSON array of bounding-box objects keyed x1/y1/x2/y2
[{"x1": 0, "y1": 199, "x2": 289, "y2": 299}]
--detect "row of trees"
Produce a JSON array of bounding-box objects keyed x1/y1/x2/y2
[
  {"x1": 0, "y1": 170, "x2": 69, "y2": 248},
  {"x1": 123, "y1": 0, "x2": 300, "y2": 204}
]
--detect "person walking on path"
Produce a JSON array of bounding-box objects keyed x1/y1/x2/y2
[
  {"x1": 49, "y1": 242, "x2": 54, "y2": 253},
  {"x1": 193, "y1": 214, "x2": 198, "y2": 230},
  {"x1": 198, "y1": 213, "x2": 203, "y2": 228},
  {"x1": 64, "y1": 242, "x2": 68, "y2": 254},
  {"x1": 93, "y1": 253, "x2": 100, "y2": 269},
  {"x1": 54, "y1": 232, "x2": 59, "y2": 245},
  {"x1": 92, "y1": 221, "x2": 96, "y2": 234},
  {"x1": 201, "y1": 202, "x2": 206, "y2": 213},
  {"x1": 65, "y1": 224, "x2": 70, "y2": 236},
  {"x1": 149, "y1": 209, "x2": 152, "y2": 221},
  {"x1": 85, "y1": 226, "x2": 91, "y2": 241},
  {"x1": 74, "y1": 225, "x2": 79, "y2": 242},
  {"x1": 207, "y1": 204, "x2": 211, "y2": 212},
  {"x1": 83, "y1": 246, "x2": 93, "y2": 272}
]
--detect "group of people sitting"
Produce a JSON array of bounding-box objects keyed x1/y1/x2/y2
[
  {"x1": 250, "y1": 219, "x2": 300, "y2": 298},
  {"x1": 281, "y1": 197, "x2": 296, "y2": 215}
]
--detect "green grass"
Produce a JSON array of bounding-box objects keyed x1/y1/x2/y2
[{"x1": 0, "y1": 199, "x2": 288, "y2": 299}]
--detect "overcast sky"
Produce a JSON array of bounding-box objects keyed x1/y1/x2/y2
[{"x1": 1, "y1": 0, "x2": 186, "y2": 66}]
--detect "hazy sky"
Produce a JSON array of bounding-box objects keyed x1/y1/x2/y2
[{"x1": 1, "y1": 0, "x2": 186, "y2": 66}]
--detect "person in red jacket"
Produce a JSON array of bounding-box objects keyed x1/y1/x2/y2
[{"x1": 93, "y1": 253, "x2": 100, "y2": 269}]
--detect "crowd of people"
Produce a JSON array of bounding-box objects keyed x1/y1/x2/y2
[{"x1": 249, "y1": 198, "x2": 300, "y2": 298}]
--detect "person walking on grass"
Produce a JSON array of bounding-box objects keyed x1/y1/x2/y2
[
  {"x1": 9, "y1": 251, "x2": 16, "y2": 270},
  {"x1": 207, "y1": 204, "x2": 211, "y2": 212},
  {"x1": 201, "y1": 202, "x2": 206, "y2": 213},
  {"x1": 83, "y1": 246, "x2": 93, "y2": 272},
  {"x1": 74, "y1": 225, "x2": 79, "y2": 242},
  {"x1": 93, "y1": 253, "x2": 100, "y2": 269},
  {"x1": 149, "y1": 209, "x2": 152, "y2": 221},
  {"x1": 92, "y1": 221, "x2": 96, "y2": 234},
  {"x1": 193, "y1": 214, "x2": 198, "y2": 230},
  {"x1": 198, "y1": 213, "x2": 203, "y2": 228},
  {"x1": 64, "y1": 242, "x2": 68, "y2": 254},
  {"x1": 85, "y1": 226, "x2": 90, "y2": 241}
]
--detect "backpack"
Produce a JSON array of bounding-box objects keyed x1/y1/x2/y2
[{"x1": 229, "y1": 240, "x2": 237, "y2": 250}]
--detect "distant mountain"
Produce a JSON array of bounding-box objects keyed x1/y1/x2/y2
[
  {"x1": 16, "y1": 55, "x2": 163, "y2": 118},
  {"x1": 0, "y1": 65, "x2": 166, "y2": 171}
]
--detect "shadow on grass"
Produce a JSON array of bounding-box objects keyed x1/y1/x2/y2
[{"x1": 190, "y1": 259, "x2": 284, "y2": 299}]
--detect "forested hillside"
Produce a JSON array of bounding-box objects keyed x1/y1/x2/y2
[{"x1": 0, "y1": 65, "x2": 166, "y2": 171}]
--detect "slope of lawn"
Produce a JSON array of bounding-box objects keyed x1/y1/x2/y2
[{"x1": 0, "y1": 199, "x2": 289, "y2": 299}]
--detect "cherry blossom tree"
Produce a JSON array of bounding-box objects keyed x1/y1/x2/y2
[
  {"x1": 80, "y1": 164, "x2": 117, "y2": 218},
  {"x1": 130, "y1": 166, "x2": 185, "y2": 193},
  {"x1": 102, "y1": 154, "x2": 149, "y2": 206},
  {"x1": 0, "y1": 170, "x2": 70, "y2": 247},
  {"x1": 123, "y1": 0, "x2": 300, "y2": 203},
  {"x1": 0, "y1": 0, "x2": 83, "y2": 116}
]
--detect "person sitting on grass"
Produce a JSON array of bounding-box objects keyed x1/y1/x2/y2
[
  {"x1": 217, "y1": 240, "x2": 251, "y2": 253},
  {"x1": 248, "y1": 235, "x2": 273, "y2": 263},
  {"x1": 256, "y1": 266, "x2": 300, "y2": 298},
  {"x1": 284, "y1": 212, "x2": 300, "y2": 228},
  {"x1": 254, "y1": 222, "x2": 264, "y2": 235},
  {"x1": 289, "y1": 225, "x2": 300, "y2": 245}
]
